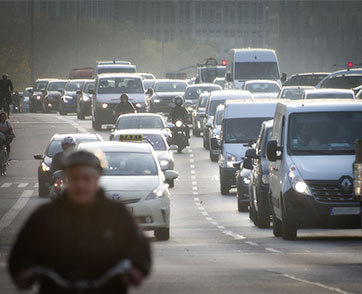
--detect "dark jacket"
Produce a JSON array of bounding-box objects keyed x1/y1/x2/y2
[
  {"x1": 169, "y1": 105, "x2": 188, "y2": 123},
  {"x1": 50, "y1": 151, "x2": 65, "y2": 175},
  {"x1": 115, "y1": 102, "x2": 135, "y2": 114},
  {"x1": 8, "y1": 189, "x2": 151, "y2": 294},
  {"x1": 0, "y1": 78, "x2": 13, "y2": 96}
]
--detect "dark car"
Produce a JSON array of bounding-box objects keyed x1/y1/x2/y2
[
  {"x1": 29, "y1": 79, "x2": 54, "y2": 112},
  {"x1": 184, "y1": 84, "x2": 221, "y2": 107},
  {"x1": 42, "y1": 80, "x2": 67, "y2": 112},
  {"x1": 77, "y1": 80, "x2": 95, "y2": 119},
  {"x1": 244, "y1": 120, "x2": 273, "y2": 228},
  {"x1": 283, "y1": 72, "x2": 329, "y2": 87},
  {"x1": 33, "y1": 133, "x2": 103, "y2": 197},
  {"x1": 59, "y1": 80, "x2": 86, "y2": 115},
  {"x1": 192, "y1": 92, "x2": 209, "y2": 137},
  {"x1": 148, "y1": 79, "x2": 188, "y2": 113},
  {"x1": 235, "y1": 163, "x2": 251, "y2": 212}
]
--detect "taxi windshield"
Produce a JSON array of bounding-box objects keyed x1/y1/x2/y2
[
  {"x1": 48, "y1": 82, "x2": 66, "y2": 91},
  {"x1": 116, "y1": 116, "x2": 163, "y2": 129},
  {"x1": 104, "y1": 152, "x2": 158, "y2": 176}
]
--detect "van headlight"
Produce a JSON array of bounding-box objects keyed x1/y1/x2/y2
[
  {"x1": 160, "y1": 160, "x2": 169, "y2": 167},
  {"x1": 145, "y1": 185, "x2": 165, "y2": 200},
  {"x1": 102, "y1": 103, "x2": 108, "y2": 109},
  {"x1": 41, "y1": 162, "x2": 50, "y2": 172},
  {"x1": 288, "y1": 165, "x2": 312, "y2": 196},
  {"x1": 226, "y1": 152, "x2": 237, "y2": 168}
]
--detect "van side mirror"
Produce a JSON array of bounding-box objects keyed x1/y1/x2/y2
[
  {"x1": 281, "y1": 72, "x2": 287, "y2": 83},
  {"x1": 245, "y1": 148, "x2": 259, "y2": 159},
  {"x1": 210, "y1": 137, "x2": 220, "y2": 150},
  {"x1": 226, "y1": 72, "x2": 233, "y2": 82},
  {"x1": 266, "y1": 140, "x2": 282, "y2": 162},
  {"x1": 33, "y1": 154, "x2": 43, "y2": 160},
  {"x1": 242, "y1": 157, "x2": 253, "y2": 170}
]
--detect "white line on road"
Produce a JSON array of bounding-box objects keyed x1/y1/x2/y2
[
  {"x1": 190, "y1": 164, "x2": 195, "y2": 169},
  {"x1": 192, "y1": 181, "x2": 197, "y2": 185},
  {"x1": 201, "y1": 211, "x2": 209, "y2": 216},
  {"x1": 193, "y1": 192, "x2": 199, "y2": 195},
  {"x1": 198, "y1": 206, "x2": 205, "y2": 210},
  {"x1": 232, "y1": 234, "x2": 246, "y2": 240},
  {"x1": 265, "y1": 248, "x2": 282, "y2": 254},
  {"x1": 189, "y1": 154, "x2": 194, "y2": 158},
  {"x1": 191, "y1": 170, "x2": 196, "y2": 174},
  {"x1": 244, "y1": 241, "x2": 258, "y2": 246},
  {"x1": 194, "y1": 197, "x2": 200, "y2": 201},
  {"x1": 18, "y1": 183, "x2": 28, "y2": 188},
  {"x1": 217, "y1": 225, "x2": 225, "y2": 229},
  {"x1": 1, "y1": 183, "x2": 11, "y2": 188},
  {"x1": 282, "y1": 274, "x2": 355, "y2": 294},
  {"x1": 195, "y1": 202, "x2": 201, "y2": 206},
  {"x1": 33, "y1": 183, "x2": 39, "y2": 188},
  {"x1": 191, "y1": 175, "x2": 196, "y2": 180},
  {"x1": 0, "y1": 190, "x2": 33, "y2": 232},
  {"x1": 189, "y1": 159, "x2": 194, "y2": 163},
  {"x1": 192, "y1": 186, "x2": 198, "y2": 190},
  {"x1": 211, "y1": 221, "x2": 218, "y2": 225},
  {"x1": 205, "y1": 217, "x2": 213, "y2": 221}
]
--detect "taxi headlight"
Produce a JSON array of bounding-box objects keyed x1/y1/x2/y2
[
  {"x1": 160, "y1": 160, "x2": 169, "y2": 167},
  {"x1": 102, "y1": 103, "x2": 108, "y2": 109},
  {"x1": 288, "y1": 165, "x2": 312, "y2": 196},
  {"x1": 226, "y1": 152, "x2": 237, "y2": 168},
  {"x1": 41, "y1": 162, "x2": 50, "y2": 172},
  {"x1": 145, "y1": 185, "x2": 164, "y2": 200},
  {"x1": 175, "y1": 120, "x2": 183, "y2": 128}
]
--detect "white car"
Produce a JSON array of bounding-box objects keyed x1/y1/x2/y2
[
  {"x1": 302, "y1": 88, "x2": 355, "y2": 99},
  {"x1": 242, "y1": 80, "x2": 281, "y2": 99},
  {"x1": 111, "y1": 129, "x2": 177, "y2": 187},
  {"x1": 77, "y1": 141, "x2": 178, "y2": 241}
]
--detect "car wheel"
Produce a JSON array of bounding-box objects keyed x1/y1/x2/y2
[
  {"x1": 193, "y1": 128, "x2": 200, "y2": 137},
  {"x1": 59, "y1": 105, "x2": 66, "y2": 115},
  {"x1": 256, "y1": 188, "x2": 270, "y2": 228},
  {"x1": 38, "y1": 183, "x2": 49, "y2": 198},
  {"x1": 220, "y1": 182, "x2": 230, "y2": 195},
  {"x1": 238, "y1": 200, "x2": 248, "y2": 212},
  {"x1": 79, "y1": 110, "x2": 85, "y2": 120},
  {"x1": 154, "y1": 227, "x2": 170, "y2": 241},
  {"x1": 209, "y1": 150, "x2": 218, "y2": 162},
  {"x1": 93, "y1": 116, "x2": 102, "y2": 131},
  {"x1": 166, "y1": 179, "x2": 174, "y2": 188},
  {"x1": 281, "y1": 206, "x2": 297, "y2": 240},
  {"x1": 272, "y1": 214, "x2": 282, "y2": 237}
]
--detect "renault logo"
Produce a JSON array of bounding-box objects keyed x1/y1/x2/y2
[
  {"x1": 112, "y1": 193, "x2": 121, "y2": 200},
  {"x1": 339, "y1": 177, "x2": 353, "y2": 193}
]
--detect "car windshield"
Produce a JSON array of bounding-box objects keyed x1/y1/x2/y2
[
  {"x1": 98, "y1": 77, "x2": 144, "y2": 94},
  {"x1": 140, "y1": 74, "x2": 154, "y2": 79},
  {"x1": 199, "y1": 95, "x2": 209, "y2": 107},
  {"x1": 286, "y1": 75, "x2": 327, "y2": 86},
  {"x1": 185, "y1": 86, "x2": 220, "y2": 100},
  {"x1": 104, "y1": 152, "x2": 157, "y2": 176},
  {"x1": 288, "y1": 112, "x2": 362, "y2": 155},
  {"x1": 322, "y1": 75, "x2": 362, "y2": 89},
  {"x1": 66, "y1": 81, "x2": 84, "y2": 91},
  {"x1": 235, "y1": 62, "x2": 279, "y2": 80},
  {"x1": 200, "y1": 67, "x2": 226, "y2": 83},
  {"x1": 281, "y1": 88, "x2": 306, "y2": 99},
  {"x1": 154, "y1": 81, "x2": 187, "y2": 93},
  {"x1": 97, "y1": 67, "x2": 136, "y2": 74},
  {"x1": 245, "y1": 83, "x2": 280, "y2": 93},
  {"x1": 208, "y1": 100, "x2": 224, "y2": 116},
  {"x1": 224, "y1": 117, "x2": 272, "y2": 143},
  {"x1": 305, "y1": 92, "x2": 354, "y2": 99},
  {"x1": 116, "y1": 116, "x2": 164, "y2": 129},
  {"x1": 48, "y1": 82, "x2": 66, "y2": 91},
  {"x1": 35, "y1": 82, "x2": 47, "y2": 91},
  {"x1": 84, "y1": 82, "x2": 94, "y2": 92},
  {"x1": 46, "y1": 138, "x2": 98, "y2": 157},
  {"x1": 215, "y1": 110, "x2": 224, "y2": 125}
]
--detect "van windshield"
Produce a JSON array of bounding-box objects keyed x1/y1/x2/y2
[
  {"x1": 224, "y1": 117, "x2": 272, "y2": 143},
  {"x1": 98, "y1": 78, "x2": 144, "y2": 94},
  {"x1": 234, "y1": 62, "x2": 279, "y2": 80},
  {"x1": 288, "y1": 112, "x2": 362, "y2": 155},
  {"x1": 98, "y1": 67, "x2": 136, "y2": 74}
]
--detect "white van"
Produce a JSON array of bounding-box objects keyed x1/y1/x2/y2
[
  {"x1": 212, "y1": 99, "x2": 278, "y2": 195},
  {"x1": 225, "y1": 48, "x2": 285, "y2": 89},
  {"x1": 91, "y1": 73, "x2": 146, "y2": 130},
  {"x1": 95, "y1": 62, "x2": 136, "y2": 76},
  {"x1": 267, "y1": 100, "x2": 362, "y2": 240}
]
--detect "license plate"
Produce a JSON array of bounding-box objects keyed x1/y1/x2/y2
[{"x1": 330, "y1": 207, "x2": 361, "y2": 216}]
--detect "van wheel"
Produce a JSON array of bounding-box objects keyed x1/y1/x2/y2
[
  {"x1": 209, "y1": 151, "x2": 218, "y2": 162},
  {"x1": 220, "y1": 183, "x2": 230, "y2": 195},
  {"x1": 257, "y1": 208, "x2": 270, "y2": 228},
  {"x1": 272, "y1": 213, "x2": 282, "y2": 237},
  {"x1": 93, "y1": 117, "x2": 102, "y2": 131},
  {"x1": 282, "y1": 208, "x2": 297, "y2": 240},
  {"x1": 155, "y1": 228, "x2": 170, "y2": 241}
]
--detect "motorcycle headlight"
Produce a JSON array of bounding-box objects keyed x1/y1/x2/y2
[
  {"x1": 288, "y1": 165, "x2": 312, "y2": 196},
  {"x1": 36, "y1": 95, "x2": 41, "y2": 100},
  {"x1": 135, "y1": 103, "x2": 142, "y2": 108},
  {"x1": 102, "y1": 103, "x2": 108, "y2": 109},
  {"x1": 226, "y1": 152, "x2": 237, "y2": 168},
  {"x1": 145, "y1": 185, "x2": 165, "y2": 200},
  {"x1": 160, "y1": 160, "x2": 169, "y2": 167},
  {"x1": 243, "y1": 177, "x2": 250, "y2": 185},
  {"x1": 262, "y1": 174, "x2": 269, "y2": 184},
  {"x1": 41, "y1": 162, "x2": 50, "y2": 172},
  {"x1": 175, "y1": 120, "x2": 183, "y2": 128}
]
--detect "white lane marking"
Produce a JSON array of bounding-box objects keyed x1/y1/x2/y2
[
  {"x1": 190, "y1": 164, "x2": 195, "y2": 169},
  {"x1": 198, "y1": 206, "x2": 205, "y2": 211},
  {"x1": 201, "y1": 211, "x2": 209, "y2": 216},
  {"x1": 282, "y1": 274, "x2": 355, "y2": 294},
  {"x1": 222, "y1": 230, "x2": 233, "y2": 236},
  {"x1": 194, "y1": 197, "x2": 200, "y2": 201},
  {"x1": 189, "y1": 154, "x2": 194, "y2": 158},
  {"x1": 211, "y1": 175, "x2": 220, "y2": 181},
  {"x1": 191, "y1": 170, "x2": 196, "y2": 174},
  {"x1": 191, "y1": 175, "x2": 196, "y2": 180},
  {"x1": 206, "y1": 217, "x2": 213, "y2": 221},
  {"x1": 211, "y1": 221, "x2": 218, "y2": 225},
  {"x1": 265, "y1": 248, "x2": 282, "y2": 254},
  {"x1": 0, "y1": 190, "x2": 33, "y2": 232},
  {"x1": 192, "y1": 187, "x2": 198, "y2": 191},
  {"x1": 232, "y1": 234, "x2": 246, "y2": 240},
  {"x1": 33, "y1": 183, "x2": 39, "y2": 188},
  {"x1": 188, "y1": 149, "x2": 192, "y2": 153},
  {"x1": 195, "y1": 202, "x2": 201, "y2": 206},
  {"x1": 189, "y1": 159, "x2": 194, "y2": 163},
  {"x1": 193, "y1": 192, "x2": 199, "y2": 195},
  {"x1": 1, "y1": 183, "x2": 12, "y2": 188},
  {"x1": 192, "y1": 181, "x2": 197, "y2": 185},
  {"x1": 217, "y1": 225, "x2": 225, "y2": 229},
  {"x1": 244, "y1": 241, "x2": 258, "y2": 246},
  {"x1": 18, "y1": 183, "x2": 28, "y2": 188}
]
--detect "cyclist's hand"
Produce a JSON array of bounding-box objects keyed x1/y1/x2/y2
[{"x1": 122, "y1": 267, "x2": 144, "y2": 287}]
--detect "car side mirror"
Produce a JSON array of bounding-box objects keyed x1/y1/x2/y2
[
  {"x1": 169, "y1": 145, "x2": 178, "y2": 151},
  {"x1": 41, "y1": 90, "x2": 46, "y2": 94},
  {"x1": 58, "y1": 89, "x2": 64, "y2": 94},
  {"x1": 281, "y1": 72, "x2": 287, "y2": 83},
  {"x1": 226, "y1": 72, "x2": 233, "y2": 82},
  {"x1": 266, "y1": 140, "x2": 282, "y2": 162},
  {"x1": 195, "y1": 78, "x2": 200, "y2": 84},
  {"x1": 146, "y1": 88, "x2": 154, "y2": 96},
  {"x1": 165, "y1": 170, "x2": 179, "y2": 181},
  {"x1": 33, "y1": 154, "x2": 43, "y2": 160},
  {"x1": 242, "y1": 157, "x2": 253, "y2": 170},
  {"x1": 245, "y1": 148, "x2": 259, "y2": 159},
  {"x1": 233, "y1": 161, "x2": 241, "y2": 169},
  {"x1": 88, "y1": 89, "x2": 95, "y2": 95},
  {"x1": 210, "y1": 137, "x2": 220, "y2": 150},
  {"x1": 167, "y1": 123, "x2": 175, "y2": 129}
]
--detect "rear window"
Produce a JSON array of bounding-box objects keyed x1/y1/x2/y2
[{"x1": 116, "y1": 116, "x2": 164, "y2": 129}]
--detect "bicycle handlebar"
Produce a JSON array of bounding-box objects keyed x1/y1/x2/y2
[{"x1": 29, "y1": 259, "x2": 132, "y2": 289}]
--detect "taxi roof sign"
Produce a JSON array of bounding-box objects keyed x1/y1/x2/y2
[{"x1": 118, "y1": 134, "x2": 144, "y2": 142}]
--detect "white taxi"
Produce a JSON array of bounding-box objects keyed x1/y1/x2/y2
[{"x1": 77, "y1": 141, "x2": 178, "y2": 241}]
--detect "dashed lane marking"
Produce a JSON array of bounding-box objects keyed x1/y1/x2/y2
[
  {"x1": 217, "y1": 225, "x2": 225, "y2": 229},
  {"x1": 244, "y1": 241, "x2": 258, "y2": 246},
  {"x1": 34, "y1": 183, "x2": 39, "y2": 188},
  {"x1": 282, "y1": 274, "x2": 355, "y2": 294},
  {"x1": 0, "y1": 182, "x2": 37, "y2": 189},
  {"x1": 0, "y1": 190, "x2": 33, "y2": 232},
  {"x1": 265, "y1": 247, "x2": 282, "y2": 254},
  {"x1": 18, "y1": 183, "x2": 28, "y2": 188},
  {"x1": 1, "y1": 183, "x2": 11, "y2": 188},
  {"x1": 194, "y1": 197, "x2": 200, "y2": 201}
]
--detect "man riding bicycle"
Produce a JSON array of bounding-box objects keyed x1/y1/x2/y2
[
  {"x1": 0, "y1": 73, "x2": 14, "y2": 118},
  {"x1": 0, "y1": 111, "x2": 15, "y2": 156},
  {"x1": 8, "y1": 150, "x2": 151, "y2": 294}
]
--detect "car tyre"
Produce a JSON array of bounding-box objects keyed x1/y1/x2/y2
[
  {"x1": 281, "y1": 206, "x2": 297, "y2": 240},
  {"x1": 193, "y1": 128, "x2": 200, "y2": 137},
  {"x1": 166, "y1": 179, "x2": 174, "y2": 188},
  {"x1": 209, "y1": 150, "x2": 218, "y2": 162},
  {"x1": 220, "y1": 183, "x2": 230, "y2": 195},
  {"x1": 38, "y1": 184, "x2": 49, "y2": 198},
  {"x1": 92, "y1": 116, "x2": 102, "y2": 131},
  {"x1": 238, "y1": 200, "x2": 248, "y2": 212},
  {"x1": 272, "y1": 213, "x2": 282, "y2": 237},
  {"x1": 154, "y1": 228, "x2": 170, "y2": 241}
]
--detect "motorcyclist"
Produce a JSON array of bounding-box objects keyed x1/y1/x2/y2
[
  {"x1": 12, "y1": 91, "x2": 21, "y2": 113},
  {"x1": 0, "y1": 73, "x2": 14, "y2": 118},
  {"x1": 115, "y1": 93, "x2": 136, "y2": 115},
  {"x1": 169, "y1": 96, "x2": 190, "y2": 139},
  {"x1": 8, "y1": 150, "x2": 151, "y2": 294},
  {"x1": 0, "y1": 111, "x2": 15, "y2": 156},
  {"x1": 49, "y1": 136, "x2": 76, "y2": 176}
]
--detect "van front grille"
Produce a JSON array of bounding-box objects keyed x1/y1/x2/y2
[{"x1": 306, "y1": 180, "x2": 356, "y2": 202}]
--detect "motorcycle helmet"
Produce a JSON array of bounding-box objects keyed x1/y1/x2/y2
[
  {"x1": 2, "y1": 73, "x2": 8, "y2": 79},
  {"x1": 174, "y1": 96, "x2": 183, "y2": 106},
  {"x1": 120, "y1": 93, "x2": 129, "y2": 102}
]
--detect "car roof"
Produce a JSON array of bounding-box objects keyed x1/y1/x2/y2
[
  {"x1": 289, "y1": 72, "x2": 329, "y2": 77},
  {"x1": 281, "y1": 86, "x2": 315, "y2": 90},
  {"x1": 97, "y1": 64, "x2": 135, "y2": 68},
  {"x1": 48, "y1": 79, "x2": 68, "y2": 83},
  {"x1": 51, "y1": 133, "x2": 102, "y2": 141},
  {"x1": 304, "y1": 88, "x2": 354, "y2": 94},
  {"x1": 78, "y1": 141, "x2": 153, "y2": 153},
  {"x1": 36, "y1": 79, "x2": 56, "y2": 82},
  {"x1": 154, "y1": 79, "x2": 188, "y2": 83},
  {"x1": 278, "y1": 99, "x2": 362, "y2": 113},
  {"x1": 244, "y1": 79, "x2": 281, "y2": 85},
  {"x1": 186, "y1": 83, "x2": 220, "y2": 88},
  {"x1": 113, "y1": 129, "x2": 165, "y2": 136},
  {"x1": 66, "y1": 79, "x2": 88, "y2": 83},
  {"x1": 118, "y1": 113, "x2": 164, "y2": 119},
  {"x1": 209, "y1": 90, "x2": 253, "y2": 100},
  {"x1": 97, "y1": 73, "x2": 141, "y2": 78}
]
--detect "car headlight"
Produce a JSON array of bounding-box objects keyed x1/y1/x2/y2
[
  {"x1": 175, "y1": 120, "x2": 183, "y2": 128},
  {"x1": 135, "y1": 103, "x2": 142, "y2": 108},
  {"x1": 243, "y1": 177, "x2": 250, "y2": 185},
  {"x1": 288, "y1": 164, "x2": 312, "y2": 196},
  {"x1": 82, "y1": 95, "x2": 90, "y2": 102},
  {"x1": 36, "y1": 95, "x2": 41, "y2": 100},
  {"x1": 145, "y1": 185, "x2": 165, "y2": 200},
  {"x1": 102, "y1": 103, "x2": 108, "y2": 109},
  {"x1": 226, "y1": 152, "x2": 237, "y2": 168},
  {"x1": 153, "y1": 98, "x2": 160, "y2": 103},
  {"x1": 64, "y1": 96, "x2": 73, "y2": 102},
  {"x1": 262, "y1": 174, "x2": 269, "y2": 184},
  {"x1": 41, "y1": 162, "x2": 50, "y2": 172},
  {"x1": 160, "y1": 160, "x2": 169, "y2": 167}
]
